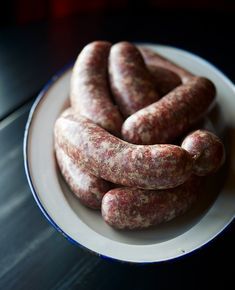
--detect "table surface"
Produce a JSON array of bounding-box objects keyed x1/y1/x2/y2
[{"x1": 0, "y1": 8, "x2": 234, "y2": 290}]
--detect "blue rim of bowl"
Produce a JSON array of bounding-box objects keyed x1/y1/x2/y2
[
  {"x1": 23, "y1": 45, "x2": 235, "y2": 264},
  {"x1": 23, "y1": 63, "x2": 82, "y2": 241},
  {"x1": 23, "y1": 61, "x2": 125, "y2": 264}
]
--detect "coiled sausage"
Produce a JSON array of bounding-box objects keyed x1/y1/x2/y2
[
  {"x1": 147, "y1": 65, "x2": 182, "y2": 96},
  {"x1": 70, "y1": 41, "x2": 123, "y2": 135},
  {"x1": 109, "y1": 42, "x2": 159, "y2": 117},
  {"x1": 54, "y1": 112, "x2": 193, "y2": 190},
  {"x1": 102, "y1": 175, "x2": 201, "y2": 229},
  {"x1": 122, "y1": 77, "x2": 216, "y2": 145},
  {"x1": 55, "y1": 143, "x2": 112, "y2": 209},
  {"x1": 181, "y1": 130, "x2": 225, "y2": 176},
  {"x1": 138, "y1": 46, "x2": 194, "y2": 83}
]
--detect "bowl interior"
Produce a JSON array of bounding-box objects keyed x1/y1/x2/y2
[
  {"x1": 61, "y1": 173, "x2": 225, "y2": 245},
  {"x1": 25, "y1": 44, "x2": 235, "y2": 262}
]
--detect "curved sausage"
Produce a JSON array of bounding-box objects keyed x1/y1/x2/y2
[
  {"x1": 55, "y1": 143, "x2": 112, "y2": 209},
  {"x1": 181, "y1": 130, "x2": 225, "y2": 176},
  {"x1": 148, "y1": 65, "x2": 182, "y2": 96},
  {"x1": 102, "y1": 175, "x2": 202, "y2": 229},
  {"x1": 108, "y1": 42, "x2": 159, "y2": 117},
  {"x1": 70, "y1": 41, "x2": 123, "y2": 135},
  {"x1": 54, "y1": 112, "x2": 193, "y2": 190},
  {"x1": 122, "y1": 77, "x2": 216, "y2": 145},
  {"x1": 138, "y1": 46, "x2": 194, "y2": 83}
]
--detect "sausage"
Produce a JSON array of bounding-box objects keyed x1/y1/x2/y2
[
  {"x1": 148, "y1": 65, "x2": 182, "y2": 96},
  {"x1": 138, "y1": 46, "x2": 194, "y2": 83},
  {"x1": 102, "y1": 175, "x2": 202, "y2": 229},
  {"x1": 122, "y1": 77, "x2": 216, "y2": 145},
  {"x1": 70, "y1": 41, "x2": 123, "y2": 135},
  {"x1": 54, "y1": 112, "x2": 193, "y2": 190},
  {"x1": 181, "y1": 130, "x2": 225, "y2": 176},
  {"x1": 55, "y1": 143, "x2": 112, "y2": 209},
  {"x1": 108, "y1": 42, "x2": 159, "y2": 117}
]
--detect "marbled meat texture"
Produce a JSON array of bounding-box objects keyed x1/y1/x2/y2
[
  {"x1": 102, "y1": 175, "x2": 202, "y2": 229},
  {"x1": 55, "y1": 143, "x2": 112, "y2": 209},
  {"x1": 138, "y1": 46, "x2": 194, "y2": 83},
  {"x1": 70, "y1": 41, "x2": 123, "y2": 135},
  {"x1": 147, "y1": 65, "x2": 182, "y2": 96},
  {"x1": 109, "y1": 42, "x2": 159, "y2": 117},
  {"x1": 122, "y1": 77, "x2": 216, "y2": 145},
  {"x1": 181, "y1": 129, "x2": 225, "y2": 176},
  {"x1": 54, "y1": 110, "x2": 193, "y2": 190}
]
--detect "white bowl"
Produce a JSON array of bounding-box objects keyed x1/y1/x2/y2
[{"x1": 24, "y1": 44, "x2": 235, "y2": 263}]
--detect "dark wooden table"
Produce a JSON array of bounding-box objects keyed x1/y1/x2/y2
[{"x1": 0, "y1": 8, "x2": 234, "y2": 290}]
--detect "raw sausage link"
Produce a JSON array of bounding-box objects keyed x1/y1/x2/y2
[
  {"x1": 148, "y1": 65, "x2": 182, "y2": 96},
  {"x1": 102, "y1": 175, "x2": 202, "y2": 229},
  {"x1": 122, "y1": 77, "x2": 216, "y2": 145},
  {"x1": 55, "y1": 143, "x2": 112, "y2": 209},
  {"x1": 181, "y1": 130, "x2": 225, "y2": 176},
  {"x1": 138, "y1": 46, "x2": 194, "y2": 83},
  {"x1": 70, "y1": 41, "x2": 123, "y2": 135},
  {"x1": 54, "y1": 112, "x2": 193, "y2": 190},
  {"x1": 109, "y1": 42, "x2": 159, "y2": 117}
]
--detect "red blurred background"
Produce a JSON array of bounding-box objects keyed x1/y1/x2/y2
[
  {"x1": 0, "y1": 0, "x2": 234, "y2": 109},
  {"x1": 1, "y1": 0, "x2": 234, "y2": 26}
]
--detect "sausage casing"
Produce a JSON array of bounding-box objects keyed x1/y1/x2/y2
[
  {"x1": 109, "y1": 42, "x2": 159, "y2": 117},
  {"x1": 138, "y1": 46, "x2": 194, "y2": 83},
  {"x1": 55, "y1": 143, "x2": 112, "y2": 209},
  {"x1": 122, "y1": 77, "x2": 216, "y2": 145},
  {"x1": 148, "y1": 65, "x2": 182, "y2": 96},
  {"x1": 70, "y1": 41, "x2": 123, "y2": 135},
  {"x1": 181, "y1": 130, "x2": 225, "y2": 176},
  {"x1": 102, "y1": 176, "x2": 201, "y2": 229},
  {"x1": 54, "y1": 112, "x2": 193, "y2": 190}
]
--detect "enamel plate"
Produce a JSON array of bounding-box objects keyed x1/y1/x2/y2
[{"x1": 24, "y1": 44, "x2": 235, "y2": 263}]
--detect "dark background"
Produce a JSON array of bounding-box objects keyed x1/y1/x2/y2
[
  {"x1": 0, "y1": 0, "x2": 234, "y2": 119},
  {"x1": 0, "y1": 1, "x2": 234, "y2": 289}
]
